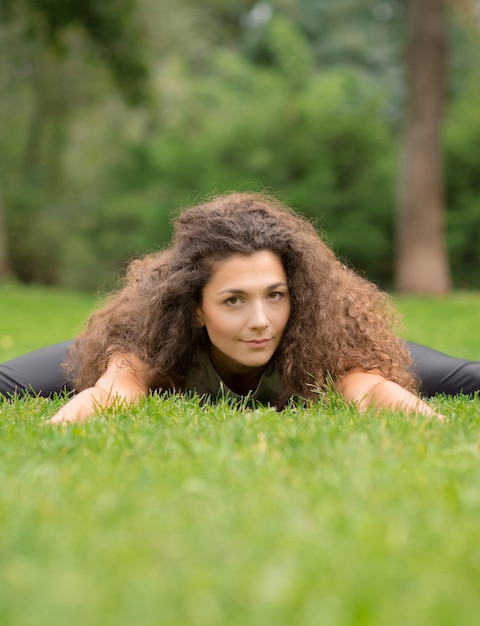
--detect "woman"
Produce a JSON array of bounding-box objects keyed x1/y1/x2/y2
[{"x1": 1, "y1": 192, "x2": 479, "y2": 421}]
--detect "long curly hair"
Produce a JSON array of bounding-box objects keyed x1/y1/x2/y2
[{"x1": 66, "y1": 192, "x2": 416, "y2": 406}]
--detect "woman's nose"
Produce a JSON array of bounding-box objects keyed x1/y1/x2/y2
[{"x1": 248, "y1": 302, "x2": 269, "y2": 329}]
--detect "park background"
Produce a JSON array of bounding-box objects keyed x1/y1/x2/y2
[
  {"x1": 2, "y1": 4, "x2": 480, "y2": 626},
  {"x1": 1, "y1": 0, "x2": 480, "y2": 295}
]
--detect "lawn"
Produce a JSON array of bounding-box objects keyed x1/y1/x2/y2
[
  {"x1": 1, "y1": 284, "x2": 480, "y2": 626},
  {"x1": 0, "y1": 282, "x2": 95, "y2": 361},
  {"x1": 395, "y1": 291, "x2": 480, "y2": 360}
]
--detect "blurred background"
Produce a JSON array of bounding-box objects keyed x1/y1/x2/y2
[{"x1": 0, "y1": 0, "x2": 479, "y2": 293}]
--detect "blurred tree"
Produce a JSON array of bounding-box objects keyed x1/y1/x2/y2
[
  {"x1": 1, "y1": 0, "x2": 149, "y2": 104},
  {"x1": 395, "y1": 0, "x2": 451, "y2": 294},
  {"x1": 1, "y1": 0, "x2": 479, "y2": 289},
  {"x1": 0, "y1": 0, "x2": 149, "y2": 282}
]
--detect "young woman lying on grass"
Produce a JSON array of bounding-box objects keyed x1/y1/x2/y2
[{"x1": 1, "y1": 192, "x2": 479, "y2": 422}]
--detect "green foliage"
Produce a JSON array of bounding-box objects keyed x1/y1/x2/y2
[
  {"x1": 263, "y1": 15, "x2": 313, "y2": 86},
  {"x1": 444, "y1": 74, "x2": 480, "y2": 288},
  {"x1": 2, "y1": 0, "x2": 480, "y2": 291},
  {"x1": 59, "y1": 185, "x2": 173, "y2": 291},
  {"x1": 92, "y1": 54, "x2": 396, "y2": 288},
  {"x1": 5, "y1": 185, "x2": 65, "y2": 284},
  {"x1": 1, "y1": 0, "x2": 149, "y2": 104}
]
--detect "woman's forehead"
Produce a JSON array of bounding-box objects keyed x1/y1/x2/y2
[{"x1": 205, "y1": 251, "x2": 287, "y2": 289}]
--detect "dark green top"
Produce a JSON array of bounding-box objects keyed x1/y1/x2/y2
[{"x1": 184, "y1": 353, "x2": 282, "y2": 407}]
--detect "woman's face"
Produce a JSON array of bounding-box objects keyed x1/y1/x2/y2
[{"x1": 196, "y1": 251, "x2": 291, "y2": 381}]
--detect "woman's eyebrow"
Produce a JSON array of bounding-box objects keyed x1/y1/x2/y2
[{"x1": 216, "y1": 282, "x2": 288, "y2": 296}]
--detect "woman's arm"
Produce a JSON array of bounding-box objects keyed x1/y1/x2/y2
[
  {"x1": 46, "y1": 353, "x2": 156, "y2": 424},
  {"x1": 338, "y1": 368, "x2": 444, "y2": 418}
]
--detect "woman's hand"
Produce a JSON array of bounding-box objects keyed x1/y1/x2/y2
[
  {"x1": 46, "y1": 352, "x2": 155, "y2": 424},
  {"x1": 46, "y1": 387, "x2": 120, "y2": 424},
  {"x1": 338, "y1": 368, "x2": 445, "y2": 419}
]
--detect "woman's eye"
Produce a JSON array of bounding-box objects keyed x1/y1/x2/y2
[
  {"x1": 268, "y1": 291, "x2": 282, "y2": 300},
  {"x1": 225, "y1": 296, "x2": 241, "y2": 305}
]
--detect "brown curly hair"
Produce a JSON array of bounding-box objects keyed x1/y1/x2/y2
[{"x1": 66, "y1": 192, "x2": 416, "y2": 406}]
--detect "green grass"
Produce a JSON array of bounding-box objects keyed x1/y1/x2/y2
[
  {"x1": 395, "y1": 291, "x2": 480, "y2": 360},
  {"x1": 0, "y1": 282, "x2": 95, "y2": 360},
  {"x1": 1, "y1": 285, "x2": 480, "y2": 626}
]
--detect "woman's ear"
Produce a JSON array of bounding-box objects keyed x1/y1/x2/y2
[{"x1": 193, "y1": 305, "x2": 204, "y2": 327}]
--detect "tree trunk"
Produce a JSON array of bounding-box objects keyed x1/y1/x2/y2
[{"x1": 395, "y1": 0, "x2": 451, "y2": 294}]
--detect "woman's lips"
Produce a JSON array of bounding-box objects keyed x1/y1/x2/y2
[{"x1": 241, "y1": 338, "x2": 272, "y2": 348}]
